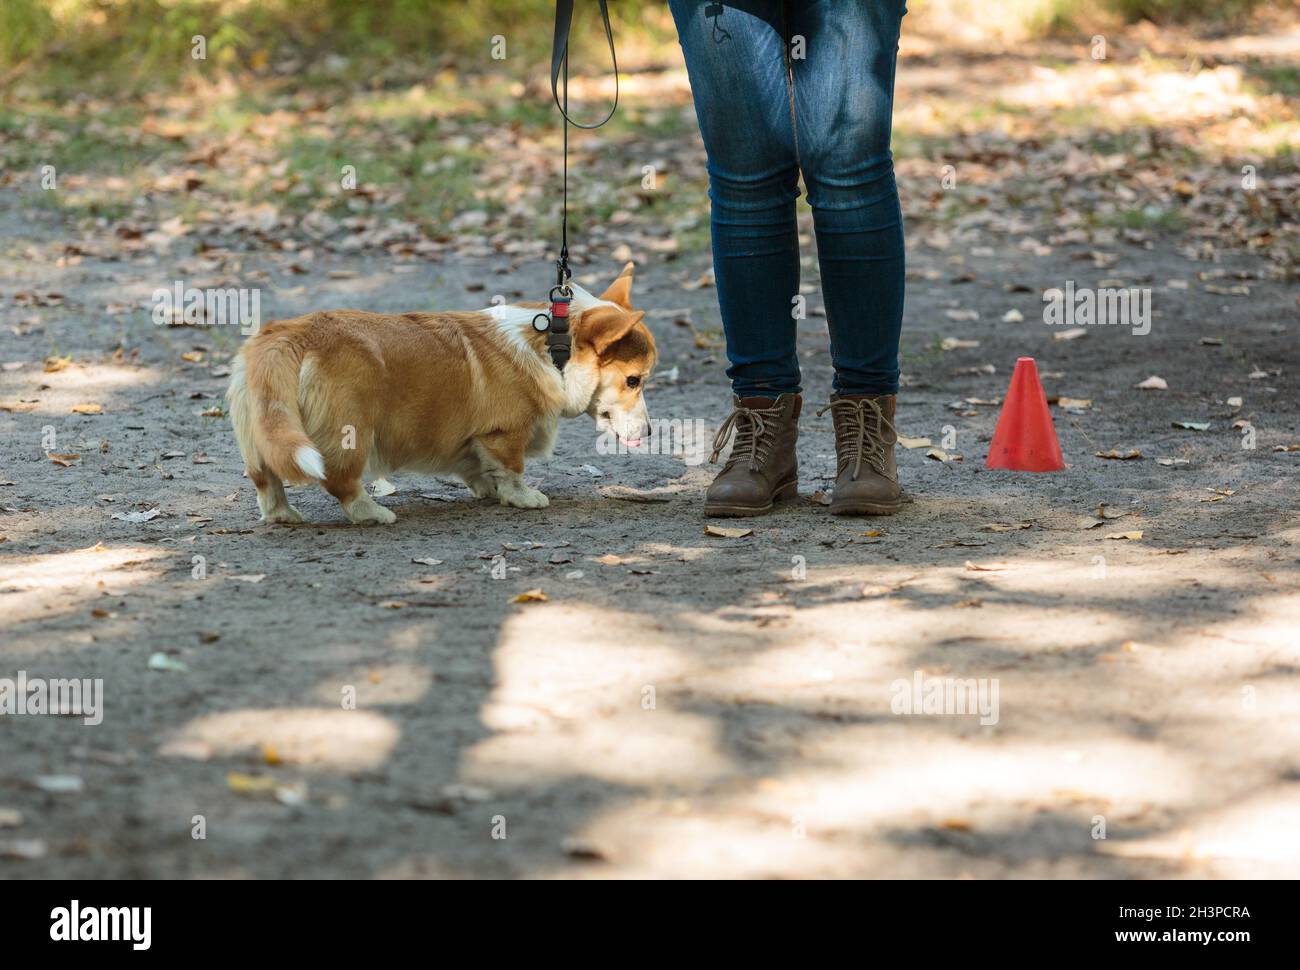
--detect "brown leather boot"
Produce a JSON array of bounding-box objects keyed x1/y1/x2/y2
[
  {"x1": 704, "y1": 394, "x2": 801, "y2": 517},
  {"x1": 817, "y1": 393, "x2": 902, "y2": 515}
]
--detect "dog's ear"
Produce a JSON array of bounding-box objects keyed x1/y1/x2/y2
[
  {"x1": 579, "y1": 305, "x2": 645, "y2": 357},
  {"x1": 599, "y1": 261, "x2": 635, "y2": 310}
]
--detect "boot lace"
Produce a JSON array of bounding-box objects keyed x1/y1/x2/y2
[
  {"x1": 816, "y1": 398, "x2": 897, "y2": 482},
  {"x1": 710, "y1": 400, "x2": 783, "y2": 470}
]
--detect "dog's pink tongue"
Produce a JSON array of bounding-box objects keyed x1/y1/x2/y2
[{"x1": 624, "y1": 437, "x2": 643, "y2": 448}]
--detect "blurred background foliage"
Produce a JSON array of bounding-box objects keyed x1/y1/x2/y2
[
  {"x1": 0, "y1": 0, "x2": 1279, "y2": 88},
  {"x1": 1, "y1": 0, "x2": 1292, "y2": 251}
]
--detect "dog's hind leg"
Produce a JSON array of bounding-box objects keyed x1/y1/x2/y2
[
  {"x1": 464, "y1": 472, "x2": 498, "y2": 500},
  {"x1": 453, "y1": 453, "x2": 498, "y2": 500},
  {"x1": 230, "y1": 358, "x2": 303, "y2": 523},
  {"x1": 248, "y1": 465, "x2": 304, "y2": 524},
  {"x1": 322, "y1": 425, "x2": 395, "y2": 525},
  {"x1": 472, "y1": 430, "x2": 548, "y2": 509}
]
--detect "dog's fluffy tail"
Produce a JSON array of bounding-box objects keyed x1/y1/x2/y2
[{"x1": 229, "y1": 334, "x2": 326, "y2": 485}]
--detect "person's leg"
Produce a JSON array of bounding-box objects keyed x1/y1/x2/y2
[
  {"x1": 784, "y1": 0, "x2": 906, "y2": 516},
  {"x1": 669, "y1": 0, "x2": 801, "y2": 398},
  {"x1": 788, "y1": 0, "x2": 906, "y2": 395}
]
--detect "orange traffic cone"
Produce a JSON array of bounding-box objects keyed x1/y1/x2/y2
[{"x1": 985, "y1": 357, "x2": 1065, "y2": 472}]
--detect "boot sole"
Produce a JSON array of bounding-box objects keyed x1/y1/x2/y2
[
  {"x1": 829, "y1": 497, "x2": 902, "y2": 516},
  {"x1": 705, "y1": 478, "x2": 799, "y2": 517}
]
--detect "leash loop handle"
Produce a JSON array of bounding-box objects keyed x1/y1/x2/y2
[{"x1": 550, "y1": 0, "x2": 619, "y2": 130}]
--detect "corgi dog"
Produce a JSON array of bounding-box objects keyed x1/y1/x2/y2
[{"x1": 227, "y1": 262, "x2": 655, "y2": 525}]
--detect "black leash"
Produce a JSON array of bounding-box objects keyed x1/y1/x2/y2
[{"x1": 532, "y1": 0, "x2": 619, "y2": 371}]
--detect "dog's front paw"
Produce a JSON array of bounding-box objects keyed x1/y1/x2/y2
[{"x1": 499, "y1": 484, "x2": 549, "y2": 509}]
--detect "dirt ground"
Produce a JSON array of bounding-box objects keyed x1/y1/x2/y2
[{"x1": 2, "y1": 27, "x2": 1299, "y2": 878}]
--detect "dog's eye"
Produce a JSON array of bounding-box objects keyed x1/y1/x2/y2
[{"x1": 626, "y1": 375, "x2": 641, "y2": 389}]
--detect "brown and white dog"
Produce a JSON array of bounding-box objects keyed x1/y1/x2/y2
[{"x1": 227, "y1": 263, "x2": 655, "y2": 525}]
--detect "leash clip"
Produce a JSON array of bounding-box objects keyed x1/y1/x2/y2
[{"x1": 534, "y1": 286, "x2": 573, "y2": 372}]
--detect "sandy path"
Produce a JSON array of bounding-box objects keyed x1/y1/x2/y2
[
  {"x1": 4, "y1": 20, "x2": 1300, "y2": 872},
  {"x1": 3, "y1": 189, "x2": 1297, "y2": 877}
]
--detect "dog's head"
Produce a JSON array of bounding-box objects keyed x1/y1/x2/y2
[{"x1": 571, "y1": 262, "x2": 657, "y2": 446}]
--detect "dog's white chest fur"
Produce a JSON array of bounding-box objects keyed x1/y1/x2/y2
[{"x1": 482, "y1": 303, "x2": 598, "y2": 419}]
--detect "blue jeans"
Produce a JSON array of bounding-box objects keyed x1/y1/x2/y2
[{"x1": 669, "y1": 0, "x2": 907, "y2": 397}]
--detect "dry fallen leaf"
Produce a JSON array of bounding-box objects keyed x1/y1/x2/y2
[
  {"x1": 560, "y1": 836, "x2": 609, "y2": 861},
  {"x1": 147, "y1": 652, "x2": 189, "y2": 673},
  {"x1": 512, "y1": 588, "x2": 549, "y2": 603},
  {"x1": 926, "y1": 448, "x2": 962, "y2": 463},
  {"x1": 411, "y1": 557, "x2": 443, "y2": 567},
  {"x1": 598, "y1": 486, "x2": 672, "y2": 503},
  {"x1": 226, "y1": 772, "x2": 279, "y2": 797},
  {"x1": 982, "y1": 522, "x2": 1031, "y2": 532},
  {"x1": 0, "y1": 839, "x2": 47, "y2": 860},
  {"x1": 1172, "y1": 421, "x2": 1211, "y2": 431},
  {"x1": 1095, "y1": 449, "x2": 1142, "y2": 460},
  {"x1": 1054, "y1": 327, "x2": 1088, "y2": 341},
  {"x1": 1105, "y1": 531, "x2": 1144, "y2": 541},
  {"x1": 43, "y1": 355, "x2": 72, "y2": 373},
  {"x1": 47, "y1": 453, "x2": 82, "y2": 467},
  {"x1": 1057, "y1": 397, "x2": 1092, "y2": 410},
  {"x1": 112, "y1": 507, "x2": 161, "y2": 523},
  {"x1": 180, "y1": 351, "x2": 205, "y2": 363},
  {"x1": 965, "y1": 561, "x2": 1010, "y2": 572},
  {"x1": 898, "y1": 435, "x2": 932, "y2": 449},
  {"x1": 33, "y1": 775, "x2": 83, "y2": 794},
  {"x1": 704, "y1": 525, "x2": 753, "y2": 538},
  {"x1": 1134, "y1": 375, "x2": 1168, "y2": 390},
  {"x1": 70, "y1": 403, "x2": 103, "y2": 414}
]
